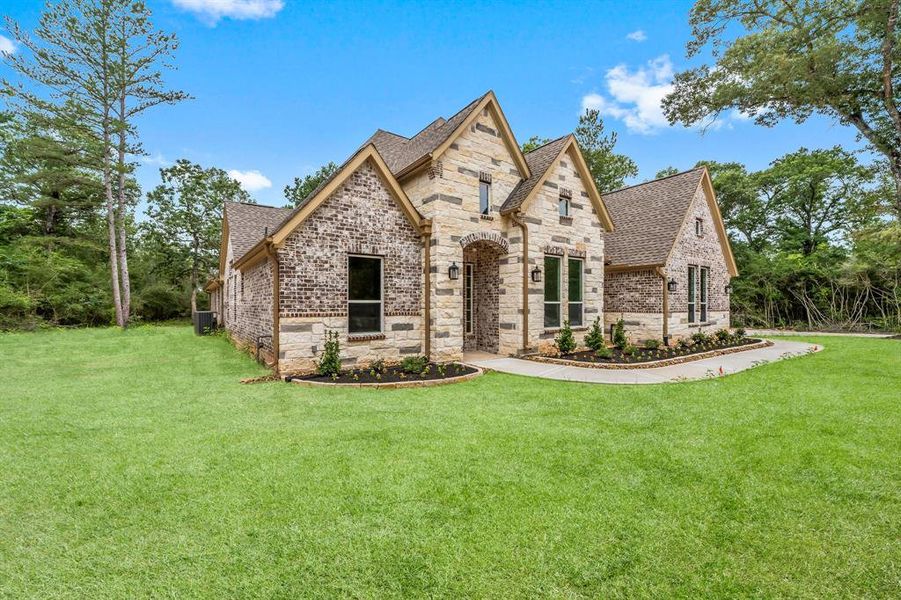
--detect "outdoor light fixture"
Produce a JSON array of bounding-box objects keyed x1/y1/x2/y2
[
  {"x1": 531, "y1": 265, "x2": 542, "y2": 283},
  {"x1": 724, "y1": 283, "x2": 732, "y2": 294},
  {"x1": 448, "y1": 262, "x2": 460, "y2": 280},
  {"x1": 667, "y1": 278, "x2": 677, "y2": 293}
]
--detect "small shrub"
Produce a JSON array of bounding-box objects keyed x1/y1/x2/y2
[
  {"x1": 555, "y1": 320, "x2": 577, "y2": 354},
  {"x1": 437, "y1": 363, "x2": 446, "y2": 377},
  {"x1": 622, "y1": 343, "x2": 638, "y2": 356},
  {"x1": 401, "y1": 355, "x2": 429, "y2": 374},
  {"x1": 677, "y1": 337, "x2": 692, "y2": 350},
  {"x1": 317, "y1": 330, "x2": 341, "y2": 377},
  {"x1": 584, "y1": 317, "x2": 605, "y2": 351},
  {"x1": 715, "y1": 329, "x2": 731, "y2": 343},
  {"x1": 691, "y1": 330, "x2": 709, "y2": 344},
  {"x1": 595, "y1": 345, "x2": 612, "y2": 359},
  {"x1": 644, "y1": 338, "x2": 661, "y2": 350},
  {"x1": 735, "y1": 327, "x2": 746, "y2": 339},
  {"x1": 369, "y1": 358, "x2": 385, "y2": 373},
  {"x1": 613, "y1": 318, "x2": 628, "y2": 349}
]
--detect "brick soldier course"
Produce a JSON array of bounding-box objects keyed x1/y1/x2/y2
[{"x1": 205, "y1": 91, "x2": 736, "y2": 374}]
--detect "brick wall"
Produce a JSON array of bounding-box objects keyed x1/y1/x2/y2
[
  {"x1": 276, "y1": 158, "x2": 424, "y2": 374},
  {"x1": 232, "y1": 258, "x2": 273, "y2": 356}
]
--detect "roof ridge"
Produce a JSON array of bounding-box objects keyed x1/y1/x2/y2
[
  {"x1": 226, "y1": 200, "x2": 290, "y2": 210},
  {"x1": 406, "y1": 117, "x2": 447, "y2": 140},
  {"x1": 374, "y1": 128, "x2": 408, "y2": 140},
  {"x1": 438, "y1": 90, "x2": 491, "y2": 129},
  {"x1": 523, "y1": 134, "x2": 570, "y2": 155},
  {"x1": 603, "y1": 167, "x2": 704, "y2": 196}
]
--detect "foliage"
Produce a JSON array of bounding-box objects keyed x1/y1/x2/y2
[
  {"x1": 574, "y1": 109, "x2": 639, "y2": 192},
  {"x1": 595, "y1": 345, "x2": 613, "y2": 359},
  {"x1": 663, "y1": 0, "x2": 901, "y2": 215},
  {"x1": 520, "y1": 136, "x2": 551, "y2": 154},
  {"x1": 612, "y1": 318, "x2": 628, "y2": 348},
  {"x1": 401, "y1": 355, "x2": 429, "y2": 374},
  {"x1": 584, "y1": 316, "x2": 605, "y2": 351},
  {"x1": 317, "y1": 330, "x2": 341, "y2": 377},
  {"x1": 692, "y1": 331, "x2": 710, "y2": 344},
  {"x1": 621, "y1": 343, "x2": 638, "y2": 356},
  {"x1": 284, "y1": 162, "x2": 339, "y2": 207},
  {"x1": 655, "y1": 166, "x2": 681, "y2": 179},
  {"x1": 554, "y1": 320, "x2": 577, "y2": 354},
  {"x1": 715, "y1": 329, "x2": 732, "y2": 342},
  {"x1": 644, "y1": 338, "x2": 661, "y2": 350}
]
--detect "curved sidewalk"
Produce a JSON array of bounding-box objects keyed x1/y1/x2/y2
[{"x1": 463, "y1": 339, "x2": 821, "y2": 384}]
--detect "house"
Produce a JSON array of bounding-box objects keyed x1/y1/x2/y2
[
  {"x1": 205, "y1": 91, "x2": 736, "y2": 374},
  {"x1": 602, "y1": 167, "x2": 737, "y2": 343}
]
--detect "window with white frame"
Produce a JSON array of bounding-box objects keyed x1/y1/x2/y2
[
  {"x1": 348, "y1": 255, "x2": 382, "y2": 334},
  {"x1": 687, "y1": 265, "x2": 697, "y2": 323},
  {"x1": 544, "y1": 255, "x2": 561, "y2": 328},
  {"x1": 695, "y1": 218, "x2": 704, "y2": 236},
  {"x1": 700, "y1": 266, "x2": 709, "y2": 322},
  {"x1": 479, "y1": 181, "x2": 491, "y2": 215},
  {"x1": 567, "y1": 257, "x2": 583, "y2": 326},
  {"x1": 464, "y1": 263, "x2": 474, "y2": 335},
  {"x1": 559, "y1": 188, "x2": 572, "y2": 217}
]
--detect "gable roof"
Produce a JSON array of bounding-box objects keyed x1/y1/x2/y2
[
  {"x1": 224, "y1": 201, "x2": 293, "y2": 261},
  {"x1": 602, "y1": 167, "x2": 737, "y2": 275},
  {"x1": 499, "y1": 135, "x2": 614, "y2": 231},
  {"x1": 366, "y1": 91, "x2": 531, "y2": 181},
  {"x1": 233, "y1": 144, "x2": 424, "y2": 270}
]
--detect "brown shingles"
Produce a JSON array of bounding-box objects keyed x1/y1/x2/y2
[
  {"x1": 224, "y1": 202, "x2": 293, "y2": 261},
  {"x1": 499, "y1": 136, "x2": 569, "y2": 214},
  {"x1": 602, "y1": 168, "x2": 705, "y2": 268}
]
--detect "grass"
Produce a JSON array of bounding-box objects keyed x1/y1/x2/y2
[{"x1": 0, "y1": 326, "x2": 898, "y2": 598}]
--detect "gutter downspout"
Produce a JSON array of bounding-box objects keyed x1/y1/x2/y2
[
  {"x1": 266, "y1": 242, "x2": 280, "y2": 375},
  {"x1": 421, "y1": 219, "x2": 433, "y2": 359},
  {"x1": 656, "y1": 266, "x2": 669, "y2": 346},
  {"x1": 510, "y1": 211, "x2": 529, "y2": 354}
]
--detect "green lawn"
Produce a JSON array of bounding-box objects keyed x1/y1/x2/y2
[{"x1": 0, "y1": 326, "x2": 899, "y2": 598}]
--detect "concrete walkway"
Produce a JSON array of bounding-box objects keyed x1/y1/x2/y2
[
  {"x1": 463, "y1": 339, "x2": 821, "y2": 384},
  {"x1": 746, "y1": 329, "x2": 894, "y2": 338}
]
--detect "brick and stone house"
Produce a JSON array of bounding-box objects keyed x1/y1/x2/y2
[
  {"x1": 205, "y1": 92, "x2": 735, "y2": 373},
  {"x1": 602, "y1": 167, "x2": 738, "y2": 344}
]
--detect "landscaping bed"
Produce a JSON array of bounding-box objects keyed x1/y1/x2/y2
[{"x1": 289, "y1": 361, "x2": 480, "y2": 388}]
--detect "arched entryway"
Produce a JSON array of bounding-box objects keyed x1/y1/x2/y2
[{"x1": 461, "y1": 237, "x2": 506, "y2": 353}]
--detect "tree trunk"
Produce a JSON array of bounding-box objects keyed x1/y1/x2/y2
[
  {"x1": 105, "y1": 179, "x2": 123, "y2": 327},
  {"x1": 116, "y1": 93, "x2": 131, "y2": 327},
  {"x1": 890, "y1": 156, "x2": 901, "y2": 218}
]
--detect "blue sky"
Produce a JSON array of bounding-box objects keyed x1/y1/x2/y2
[{"x1": 2, "y1": 0, "x2": 862, "y2": 208}]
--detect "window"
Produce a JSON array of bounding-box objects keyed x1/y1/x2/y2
[
  {"x1": 687, "y1": 265, "x2": 697, "y2": 323},
  {"x1": 348, "y1": 255, "x2": 382, "y2": 334},
  {"x1": 240, "y1": 275, "x2": 244, "y2": 301},
  {"x1": 695, "y1": 218, "x2": 704, "y2": 236},
  {"x1": 479, "y1": 181, "x2": 491, "y2": 215},
  {"x1": 700, "y1": 267, "x2": 709, "y2": 322},
  {"x1": 544, "y1": 255, "x2": 561, "y2": 328},
  {"x1": 567, "y1": 258, "x2": 583, "y2": 326},
  {"x1": 464, "y1": 263, "x2": 474, "y2": 335},
  {"x1": 559, "y1": 188, "x2": 572, "y2": 218}
]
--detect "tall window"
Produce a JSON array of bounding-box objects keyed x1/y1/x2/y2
[
  {"x1": 544, "y1": 255, "x2": 561, "y2": 328},
  {"x1": 567, "y1": 258, "x2": 583, "y2": 326},
  {"x1": 687, "y1": 266, "x2": 697, "y2": 324},
  {"x1": 464, "y1": 263, "x2": 474, "y2": 335},
  {"x1": 700, "y1": 267, "x2": 709, "y2": 322},
  {"x1": 348, "y1": 255, "x2": 382, "y2": 334},
  {"x1": 479, "y1": 181, "x2": 491, "y2": 215},
  {"x1": 559, "y1": 188, "x2": 572, "y2": 217},
  {"x1": 695, "y1": 218, "x2": 704, "y2": 236}
]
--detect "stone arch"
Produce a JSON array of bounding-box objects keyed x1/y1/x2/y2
[{"x1": 459, "y1": 231, "x2": 508, "y2": 254}]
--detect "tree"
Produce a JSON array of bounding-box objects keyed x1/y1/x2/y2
[
  {"x1": 698, "y1": 160, "x2": 774, "y2": 250},
  {"x1": 521, "y1": 136, "x2": 551, "y2": 154},
  {"x1": 284, "y1": 162, "x2": 338, "y2": 207},
  {"x1": 574, "y1": 109, "x2": 638, "y2": 192},
  {"x1": 655, "y1": 166, "x2": 681, "y2": 179},
  {"x1": 144, "y1": 160, "x2": 250, "y2": 313},
  {"x1": 3, "y1": 0, "x2": 189, "y2": 327},
  {"x1": 662, "y1": 0, "x2": 901, "y2": 215}
]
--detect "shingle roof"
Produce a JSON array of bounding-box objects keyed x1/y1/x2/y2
[
  {"x1": 500, "y1": 135, "x2": 569, "y2": 214},
  {"x1": 224, "y1": 201, "x2": 293, "y2": 260},
  {"x1": 367, "y1": 92, "x2": 489, "y2": 175},
  {"x1": 602, "y1": 168, "x2": 705, "y2": 268}
]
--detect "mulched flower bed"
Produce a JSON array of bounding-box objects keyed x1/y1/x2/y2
[
  {"x1": 541, "y1": 337, "x2": 764, "y2": 365},
  {"x1": 290, "y1": 362, "x2": 478, "y2": 385}
]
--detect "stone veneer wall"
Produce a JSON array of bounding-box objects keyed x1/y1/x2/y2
[
  {"x1": 603, "y1": 184, "x2": 732, "y2": 342},
  {"x1": 401, "y1": 109, "x2": 605, "y2": 359},
  {"x1": 276, "y1": 159, "x2": 424, "y2": 374}
]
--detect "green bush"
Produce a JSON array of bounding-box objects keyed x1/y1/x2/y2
[
  {"x1": 595, "y1": 345, "x2": 612, "y2": 359},
  {"x1": 555, "y1": 320, "x2": 577, "y2": 354},
  {"x1": 691, "y1": 330, "x2": 709, "y2": 344},
  {"x1": 584, "y1": 317, "x2": 605, "y2": 351},
  {"x1": 135, "y1": 282, "x2": 188, "y2": 322},
  {"x1": 401, "y1": 355, "x2": 429, "y2": 374},
  {"x1": 612, "y1": 318, "x2": 627, "y2": 349},
  {"x1": 317, "y1": 330, "x2": 342, "y2": 377},
  {"x1": 677, "y1": 337, "x2": 692, "y2": 350},
  {"x1": 622, "y1": 343, "x2": 638, "y2": 356},
  {"x1": 735, "y1": 327, "x2": 746, "y2": 339},
  {"x1": 644, "y1": 338, "x2": 661, "y2": 350},
  {"x1": 715, "y1": 329, "x2": 731, "y2": 342}
]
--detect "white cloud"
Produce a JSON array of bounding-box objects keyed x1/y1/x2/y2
[
  {"x1": 172, "y1": 0, "x2": 284, "y2": 24},
  {"x1": 228, "y1": 169, "x2": 272, "y2": 192},
  {"x1": 625, "y1": 30, "x2": 647, "y2": 42},
  {"x1": 0, "y1": 35, "x2": 17, "y2": 55},
  {"x1": 140, "y1": 152, "x2": 171, "y2": 167},
  {"x1": 582, "y1": 55, "x2": 674, "y2": 134}
]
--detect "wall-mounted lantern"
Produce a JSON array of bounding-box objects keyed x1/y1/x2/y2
[
  {"x1": 724, "y1": 283, "x2": 732, "y2": 294},
  {"x1": 667, "y1": 278, "x2": 677, "y2": 293},
  {"x1": 531, "y1": 265, "x2": 542, "y2": 283},
  {"x1": 448, "y1": 262, "x2": 460, "y2": 280}
]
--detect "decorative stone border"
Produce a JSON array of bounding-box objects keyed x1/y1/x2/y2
[
  {"x1": 525, "y1": 339, "x2": 774, "y2": 370},
  {"x1": 287, "y1": 366, "x2": 484, "y2": 389}
]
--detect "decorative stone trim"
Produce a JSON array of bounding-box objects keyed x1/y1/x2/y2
[
  {"x1": 288, "y1": 366, "x2": 483, "y2": 389},
  {"x1": 385, "y1": 310, "x2": 421, "y2": 317},
  {"x1": 559, "y1": 216, "x2": 574, "y2": 226},
  {"x1": 543, "y1": 245, "x2": 565, "y2": 256},
  {"x1": 428, "y1": 160, "x2": 443, "y2": 180},
  {"x1": 480, "y1": 214, "x2": 495, "y2": 221},
  {"x1": 459, "y1": 231, "x2": 509, "y2": 253},
  {"x1": 348, "y1": 333, "x2": 386, "y2": 342},
  {"x1": 544, "y1": 327, "x2": 588, "y2": 334},
  {"x1": 525, "y1": 339, "x2": 774, "y2": 370},
  {"x1": 568, "y1": 248, "x2": 586, "y2": 258}
]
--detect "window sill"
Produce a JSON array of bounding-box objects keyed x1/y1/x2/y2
[
  {"x1": 559, "y1": 216, "x2": 574, "y2": 225},
  {"x1": 480, "y1": 214, "x2": 494, "y2": 221},
  {"x1": 348, "y1": 333, "x2": 385, "y2": 342},
  {"x1": 687, "y1": 321, "x2": 715, "y2": 328},
  {"x1": 544, "y1": 326, "x2": 587, "y2": 334}
]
